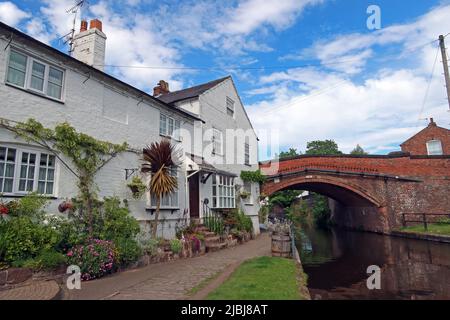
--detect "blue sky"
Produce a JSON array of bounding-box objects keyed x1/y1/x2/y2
[{"x1": 1, "y1": 0, "x2": 450, "y2": 159}]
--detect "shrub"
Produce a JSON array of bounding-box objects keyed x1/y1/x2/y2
[
  {"x1": 0, "y1": 216, "x2": 60, "y2": 263},
  {"x1": 236, "y1": 212, "x2": 253, "y2": 233},
  {"x1": 67, "y1": 239, "x2": 115, "y2": 281},
  {"x1": 114, "y1": 237, "x2": 142, "y2": 267},
  {"x1": 21, "y1": 249, "x2": 67, "y2": 271},
  {"x1": 96, "y1": 197, "x2": 140, "y2": 241},
  {"x1": 138, "y1": 237, "x2": 160, "y2": 256},
  {"x1": 170, "y1": 239, "x2": 182, "y2": 254}
]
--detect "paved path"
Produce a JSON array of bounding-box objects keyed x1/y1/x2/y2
[
  {"x1": 0, "y1": 280, "x2": 61, "y2": 300},
  {"x1": 64, "y1": 232, "x2": 271, "y2": 300}
]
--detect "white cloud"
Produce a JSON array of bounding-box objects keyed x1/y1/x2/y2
[
  {"x1": 223, "y1": 0, "x2": 322, "y2": 35},
  {"x1": 0, "y1": 1, "x2": 30, "y2": 27},
  {"x1": 248, "y1": 4, "x2": 450, "y2": 158}
]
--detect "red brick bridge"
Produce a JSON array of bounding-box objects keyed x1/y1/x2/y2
[{"x1": 260, "y1": 154, "x2": 450, "y2": 233}]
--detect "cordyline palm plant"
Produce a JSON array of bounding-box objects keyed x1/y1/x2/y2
[{"x1": 141, "y1": 139, "x2": 182, "y2": 238}]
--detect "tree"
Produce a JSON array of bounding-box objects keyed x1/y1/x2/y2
[
  {"x1": 305, "y1": 140, "x2": 342, "y2": 155},
  {"x1": 278, "y1": 148, "x2": 300, "y2": 158},
  {"x1": 141, "y1": 140, "x2": 181, "y2": 238},
  {"x1": 350, "y1": 144, "x2": 368, "y2": 155}
]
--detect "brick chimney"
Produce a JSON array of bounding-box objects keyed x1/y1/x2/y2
[
  {"x1": 153, "y1": 80, "x2": 170, "y2": 96},
  {"x1": 72, "y1": 19, "x2": 107, "y2": 71},
  {"x1": 429, "y1": 118, "x2": 437, "y2": 126}
]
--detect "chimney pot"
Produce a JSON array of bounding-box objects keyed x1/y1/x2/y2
[
  {"x1": 153, "y1": 80, "x2": 170, "y2": 96},
  {"x1": 429, "y1": 118, "x2": 436, "y2": 126},
  {"x1": 80, "y1": 20, "x2": 88, "y2": 32},
  {"x1": 89, "y1": 19, "x2": 103, "y2": 32}
]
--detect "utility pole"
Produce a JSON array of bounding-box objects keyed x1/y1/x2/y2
[{"x1": 439, "y1": 35, "x2": 450, "y2": 110}]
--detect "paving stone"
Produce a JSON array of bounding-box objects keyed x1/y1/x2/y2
[{"x1": 64, "y1": 232, "x2": 271, "y2": 300}]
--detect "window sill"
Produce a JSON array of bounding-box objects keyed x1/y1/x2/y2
[
  {"x1": 0, "y1": 193, "x2": 58, "y2": 199},
  {"x1": 5, "y1": 82, "x2": 64, "y2": 104},
  {"x1": 145, "y1": 207, "x2": 180, "y2": 215},
  {"x1": 159, "y1": 134, "x2": 181, "y2": 142}
]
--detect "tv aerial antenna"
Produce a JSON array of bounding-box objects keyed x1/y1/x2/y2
[{"x1": 62, "y1": 0, "x2": 87, "y2": 54}]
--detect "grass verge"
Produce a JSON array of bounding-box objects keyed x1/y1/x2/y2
[
  {"x1": 400, "y1": 223, "x2": 450, "y2": 236},
  {"x1": 206, "y1": 256, "x2": 308, "y2": 300}
]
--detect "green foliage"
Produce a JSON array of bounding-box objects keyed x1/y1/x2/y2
[
  {"x1": 204, "y1": 214, "x2": 225, "y2": 235},
  {"x1": 350, "y1": 144, "x2": 368, "y2": 155},
  {"x1": 144, "y1": 238, "x2": 161, "y2": 256},
  {"x1": 285, "y1": 199, "x2": 313, "y2": 227},
  {"x1": 114, "y1": 237, "x2": 142, "y2": 267},
  {"x1": 223, "y1": 209, "x2": 253, "y2": 233},
  {"x1": 278, "y1": 148, "x2": 300, "y2": 158},
  {"x1": 240, "y1": 170, "x2": 266, "y2": 184},
  {"x1": 207, "y1": 256, "x2": 305, "y2": 300},
  {"x1": 2, "y1": 118, "x2": 128, "y2": 237},
  {"x1": 170, "y1": 239, "x2": 182, "y2": 254},
  {"x1": 21, "y1": 249, "x2": 67, "y2": 270},
  {"x1": 5, "y1": 193, "x2": 49, "y2": 219},
  {"x1": 127, "y1": 176, "x2": 147, "y2": 200},
  {"x1": 67, "y1": 239, "x2": 115, "y2": 281},
  {"x1": 311, "y1": 194, "x2": 332, "y2": 228},
  {"x1": 268, "y1": 190, "x2": 301, "y2": 209},
  {"x1": 258, "y1": 205, "x2": 269, "y2": 224},
  {"x1": 305, "y1": 140, "x2": 342, "y2": 155},
  {"x1": 0, "y1": 215, "x2": 59, "y2": 263},
  {"x1": 96, "y1": 197, "x2": 140, "y2": 241}
]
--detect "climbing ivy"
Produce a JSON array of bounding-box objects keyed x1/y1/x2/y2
[
  {"x1": 0, "y1": 118, "x2": 128, "y2": 236},
  {"x1": 240, "y1": 170, "x2": 266, "y2": 184}
]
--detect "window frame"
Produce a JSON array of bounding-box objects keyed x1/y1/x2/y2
[
  {"x1": 244, "y1": 141, "x2": 250, "y2": 166},
  {"x1": 212, "y1": 128, "x2": 223, "y2": 156},
  {"x1": 243, "y1": 181, "x2": 253, "y2": 205},
  {"x1": 0, "y1": 144, "x2": 58, "y2": 196},
  {"x1": 226, "y1": 96, "x2": 235, "y2": 117},
  {"x1": 426, "y1": 139, "x2": 443, "y2": 156},
  {"x1": 149, "y1": 166, "x2": 179, "y2": 208},
  {"x1": 212, "y1": 174, "x2": 235, "y2": 209},
  {"x1": 159, "y1": 113, "x2": 181, "y2": 141},
  {"x1": 5, "y1": 48, "x2": 65, "y2": 102}
]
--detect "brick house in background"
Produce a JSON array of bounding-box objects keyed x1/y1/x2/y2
[{"x1": 401, "y1": 118, "x2": 450, "y2": 155}]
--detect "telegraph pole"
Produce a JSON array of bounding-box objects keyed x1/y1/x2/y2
[{"x1": 439, "y1": 35, "x2": 450, "y2": 110}]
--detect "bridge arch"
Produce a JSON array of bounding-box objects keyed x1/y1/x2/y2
[{"x1": 263, "y1": 175, "x2": 384, "y2": 208}]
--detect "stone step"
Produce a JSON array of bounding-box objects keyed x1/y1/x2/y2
[
  {"x1": 205, "y1": 242, "x2": 228, "y2": 252},
  {"x1": 204, "y1": 236, "x2": 221, "y2": 245},
  {"x1": 202, "y1": 231, "x2": 217, "y2": 238}
]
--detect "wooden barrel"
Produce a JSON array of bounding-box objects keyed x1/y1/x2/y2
[{"x1": 271, "y1": 233, "x2": 291, "y2": 257}]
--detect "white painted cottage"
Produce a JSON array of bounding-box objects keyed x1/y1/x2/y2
[{"x1": 0, "y1": 19, "x2": 260, "y2": 238}]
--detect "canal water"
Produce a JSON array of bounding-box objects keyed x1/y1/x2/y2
[{"x1": 296, "y1": 226, "x2": 450, "y2": 299}]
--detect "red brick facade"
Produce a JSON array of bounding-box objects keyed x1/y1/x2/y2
[{"x1": 401, "y1": 118, "x2": 450, "y2": 155}]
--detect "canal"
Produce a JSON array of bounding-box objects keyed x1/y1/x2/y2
[{"x1": 296, "y1": 226, "x2": 450, "y2": 299}]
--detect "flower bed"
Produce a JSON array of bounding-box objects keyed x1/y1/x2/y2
[{"x1": 67, "y1": 239, "x2": 115, "y2": 281}]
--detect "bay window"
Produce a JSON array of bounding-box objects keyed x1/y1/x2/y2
[
  {"x1": 0, "y1": 145, "x2": 56, "y2": 195},
  {"x1": 6, "y1": 49, "x2": 65, "y2": 100},
  {"x1": 212, "y1": 174, "x2": 235, "y2": 209}
]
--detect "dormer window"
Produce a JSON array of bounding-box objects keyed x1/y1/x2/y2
[{"x1": 426, "y1": 140, "x2": 443, "y2": 155}]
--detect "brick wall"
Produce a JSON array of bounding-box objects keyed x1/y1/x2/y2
[
  {"x1": 261, "y1": 155, "x2": 450, "y2": 233},
  {"x1": 401, "y1": 119, "x2": 450, "y2": 155}
]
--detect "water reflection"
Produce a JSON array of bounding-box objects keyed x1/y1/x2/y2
[{"x1": 297, "y1": 227, "x2": 450, "y2": 300}]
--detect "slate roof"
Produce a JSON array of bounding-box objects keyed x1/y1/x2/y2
[
  {"x1": 158, "y1": 76, "x2": 230, "y2": 104},
  {"x1": 0, "y1": 21, "x2": 202, "y2": 122}
]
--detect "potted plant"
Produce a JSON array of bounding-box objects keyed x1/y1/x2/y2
[
  {"x1": 239, "y1": 190, "x2": 251, "y2": 199},
  {"x1": 127, "y1": 176, "x2": 147, "y2": 200},
  {"x1": 58, "y1": 200, "x2": 74, "y2": 213}
]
